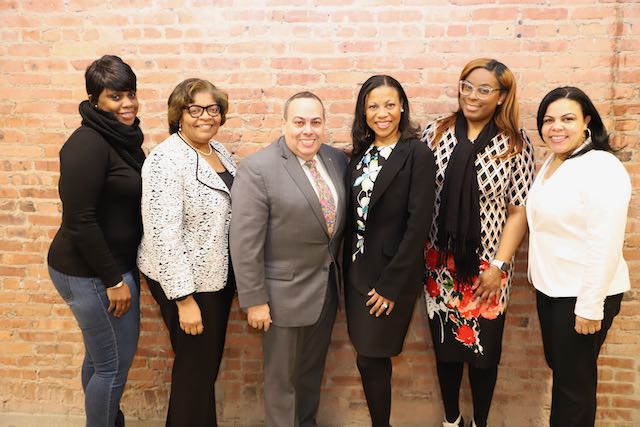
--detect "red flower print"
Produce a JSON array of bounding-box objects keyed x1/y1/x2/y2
[
  {"x1": 446, "y1": 254, "x2": 456, "y2": 272},
  {"x1": 426, "y1": 248, "x2": 438, "y2": 270},
  {"x1": 480, "y1": 299, "x2": 501, "y2": 320},
  {"x1": 426, "y1": 276, "x2": 440, "y2": 297},
  {"x1": 454, "y1": 324, "x2": 477, "y2": 345},
  {"x1": 458, "y1": 284, "x2": 481, "y2": 319}
]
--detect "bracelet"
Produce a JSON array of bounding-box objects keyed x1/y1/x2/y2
[
  {"x1": 490, "y1": 259, "x2": 510, "y2": 273},
  {"x1": 111, "y1": 281, "x2": 124, "y2": 289}
]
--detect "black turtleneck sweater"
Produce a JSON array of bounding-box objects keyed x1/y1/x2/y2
[{"x1": 48, "y1": 125, "x2": 143, "y2": 287}]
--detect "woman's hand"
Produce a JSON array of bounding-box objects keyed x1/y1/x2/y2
[
  {"x1": 575, "y1": 315, "x2": 602, "y2": 335},
  {"x1": 472, "y1": 267, "x2": 502, "y2": 303},
  {"x1": 247, "y1": 303, "x2": 272, "y2": 332},
  {"x1": 366, "y1": 288, "x2": 395, "y2": 317},
  {"x1": 176, "y1": 296, "x2": 204, "y2": 335},
  {"x1": 106, "y1": 281, "x2": 131, "y2": 317}
]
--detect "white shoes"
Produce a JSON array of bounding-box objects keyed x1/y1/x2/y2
[
  {"x1": 442, "y1": 414, "x2": 464, "y2": 427},
  {"x1": 442, "y1": 415, "x2": 483, "y2": 427}
]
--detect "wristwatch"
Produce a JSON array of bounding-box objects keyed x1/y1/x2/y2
[{"x1": 490, "y1": 259, "x2": 510, "y2": 273}]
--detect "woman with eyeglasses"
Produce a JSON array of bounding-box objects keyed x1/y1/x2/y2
[
  {"x1": 421, "y1": 58, "x2": 534, "y2": 427},
  {"x1": 47, "y1": 55, "x2": 144, "y2": 427},
  {"x1": 137, "y1": 78, "x2": 236, "y2": 426}
]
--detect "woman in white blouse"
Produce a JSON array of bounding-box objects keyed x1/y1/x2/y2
[
  {"x1": 137, "y1": 78, "x2": 236, "y2": 426},
  {"x1": 527, "y1": 86, "x2": 631, "y2": 427}
]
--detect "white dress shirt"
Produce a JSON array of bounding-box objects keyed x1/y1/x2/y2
[{"x1": 526, "y1": 149, "x2": 631, "y2": 320}]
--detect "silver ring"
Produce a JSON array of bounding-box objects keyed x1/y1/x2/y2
[{"x1": 382, "y1": 303, "x2": 388, "y2": 309}]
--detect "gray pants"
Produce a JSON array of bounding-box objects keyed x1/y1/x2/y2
[{"x1": 263, "y1": 280, "x2": 338, "y2": 427}]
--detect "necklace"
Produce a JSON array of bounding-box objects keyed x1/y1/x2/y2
[{"x1": 177, "y1": 132, "x2": 213, "y2": 156}]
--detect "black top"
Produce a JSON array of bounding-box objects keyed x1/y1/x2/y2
[
  {"x1": 48, "y1": 105, "x2": 144, "y2": 288},
  {"x1": 343, "y1": 138, "x2": 436, "y2": 301},
  {"x1": 217, "y1": 169, "x2": 234, "y2": 190}
]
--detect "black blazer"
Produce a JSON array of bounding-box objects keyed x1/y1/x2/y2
[{"x1": 344, "y1": 137, "x2": 436, "y2": 302}]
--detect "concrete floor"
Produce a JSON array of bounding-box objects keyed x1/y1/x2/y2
[{"x1": 0, "y1": 414, "x2": 164, "y2": 427}]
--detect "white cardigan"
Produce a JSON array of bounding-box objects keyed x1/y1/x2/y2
[
  {"x1": 137, "y1": 133, "x2": 237, "y2": 299},
  {"x1": 526, "y1": 149, "x2": 631, "y2": 320}
]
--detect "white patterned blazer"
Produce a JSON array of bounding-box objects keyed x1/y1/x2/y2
[{"x1": 137, "y1": 133, "x2": 236, "y2": 299}]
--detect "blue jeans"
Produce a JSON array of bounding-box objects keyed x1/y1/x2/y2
[{"x1": 48, "y1": 266, "x2": 140, "y2": 427}]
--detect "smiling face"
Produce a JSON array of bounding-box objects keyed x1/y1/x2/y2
[
  {"x1": 283, "y1": 97, "x2": 325, "y2": 161},
  {"x1": 180, "y1": 91, "x2": 221, "y2": 146},
  {"x1": 458, "y1": 68, "x2": 506, "y2": 126},
  {"x1": 95, "y1": 88, "x2": 139, "y2": 126},
  {"x1": 365, "y1": 85, "x2": 403, "y2": 145},
  {"x1": 541, "y1": 98, "x2": 591, "y2": 158}
]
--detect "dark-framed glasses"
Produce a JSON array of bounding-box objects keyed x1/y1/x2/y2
[
  {"x1": 185, "y1": 104, "x2": 221, "y2": 118},
  {"x1": 459, "y1": 80, "x2": 502, "y2": 99}
]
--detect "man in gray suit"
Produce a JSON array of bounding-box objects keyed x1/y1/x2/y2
[{"x1": 230, "y1": 92, "x2": 347, "y2": 427}]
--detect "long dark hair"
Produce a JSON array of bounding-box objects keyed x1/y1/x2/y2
[
  {"x1": 536, "y1": 86, "x2": 613, "y2": 153},
  {"x1": 351, "y1": 75, "x2": 420, "y2": 156}
]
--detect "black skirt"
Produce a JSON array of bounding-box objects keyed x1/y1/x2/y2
[{"x1": 346, "y1": 283, "x2": 419, "y2": 358}]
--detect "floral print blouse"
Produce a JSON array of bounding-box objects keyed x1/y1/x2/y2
[{"x1": 351, "y1": 143, "x2": 396, "y2": 262}]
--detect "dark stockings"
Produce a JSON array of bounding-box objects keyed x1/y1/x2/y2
[
  {"x1": 356, "y1": 354, "x2": 392, "y2": 427},
  {"x1": 437, "y1": 361, "x2": 498, "y2": 427}
]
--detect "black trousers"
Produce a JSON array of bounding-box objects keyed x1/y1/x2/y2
[
  {"x1": 536, "y1": 291, "x2": 623, "y2": 427},
  {"x1": 145, "y1": 274, "x2": 235, "y2": 427}
]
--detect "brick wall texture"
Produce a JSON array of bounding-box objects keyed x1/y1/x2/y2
[{"x1": 1, "y1": 1, "x2": 638, "y2": 426}]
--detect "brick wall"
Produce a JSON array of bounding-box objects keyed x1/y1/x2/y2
[{"x1": 1, "y1": 1, "x2": 638, "y2": 426}]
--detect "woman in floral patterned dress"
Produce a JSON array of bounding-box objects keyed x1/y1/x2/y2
[
  {"x1": 421, "y1": 59, "x2": 534, "y2": 427},
  {"x1": 344, "y1": 75, "x2": 435, "y2": 427}
]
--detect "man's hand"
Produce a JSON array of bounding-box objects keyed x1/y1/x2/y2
[
  {"x1": 247, "y1": 303, "x2": 272, "y2": 331},
  {"x1": 575, "y1": 315, "x2": 602, "y2": 335},
  {"x1": 176, "y1": 296, "x2": 204, "y2": 335}
]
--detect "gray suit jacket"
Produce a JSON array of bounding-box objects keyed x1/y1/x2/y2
[{"x1": 230, "y1": 137, "x2": 348, "y2": 327}]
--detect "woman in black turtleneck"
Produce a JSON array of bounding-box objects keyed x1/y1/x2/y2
[{"x1": 47, "y1": 55, "x2": 145, "y2": 427}]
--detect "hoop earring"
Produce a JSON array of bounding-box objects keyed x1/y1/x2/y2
[{"x1": 585, "y1": 127, "x2": 592, "y2": 141}]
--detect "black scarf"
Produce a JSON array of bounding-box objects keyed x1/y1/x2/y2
[
  {"x1": 436, "y1": 112, "x2": 498, "y2": 284},
  {"x1": 79, "y1": 100, "x2": 145, "y2": 171}
]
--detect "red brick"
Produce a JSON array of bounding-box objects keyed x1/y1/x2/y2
[{"x1": 1, "y1": 2, "x2": 639, "y2": 424}]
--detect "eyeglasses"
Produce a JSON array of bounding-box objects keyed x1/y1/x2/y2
[
  {"x1": 185, "y1": 104, "x2": 221, "y2": 118},
  {"x1": 459, "y1": 80, "x2": 503, "y2": 99}
]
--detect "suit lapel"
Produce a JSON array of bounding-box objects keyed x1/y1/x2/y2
[
  {"x1": 368, "y1": 140, "x2": 411, "y2": 211},
  {"x1": 279, "y1": 138, "x2": 329, "y2": 235}
]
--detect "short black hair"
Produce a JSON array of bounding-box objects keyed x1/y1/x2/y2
[
  {"x1": 536, "y1": 86, "x2": 612, "y2": 152},
  {"x1": 85, "y1": 55, "x2": 137, "y2": 103},
  {"x1": 283, "y1": 91, "x2": 325, "y2": 120}
]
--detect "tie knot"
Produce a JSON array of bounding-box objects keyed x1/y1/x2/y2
[{"x1": 305, "y1": 159, "x2": 317, "y2": 170}]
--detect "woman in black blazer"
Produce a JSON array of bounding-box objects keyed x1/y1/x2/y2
[{"x1": 344, "y1": 75, "x2": 436, "y2": 427}]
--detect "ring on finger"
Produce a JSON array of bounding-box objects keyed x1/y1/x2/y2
[{"x1": 382, "y1": 302, "x2": 388, "y2": 309}]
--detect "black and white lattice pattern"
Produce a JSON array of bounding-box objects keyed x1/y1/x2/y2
[{"x1": 422, "y1": 121, "x2": 535, "y2": 308}]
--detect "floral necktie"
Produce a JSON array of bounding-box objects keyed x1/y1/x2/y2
[{"x1": 305, "y1": 159, "x2": 336, "y2": 235}]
